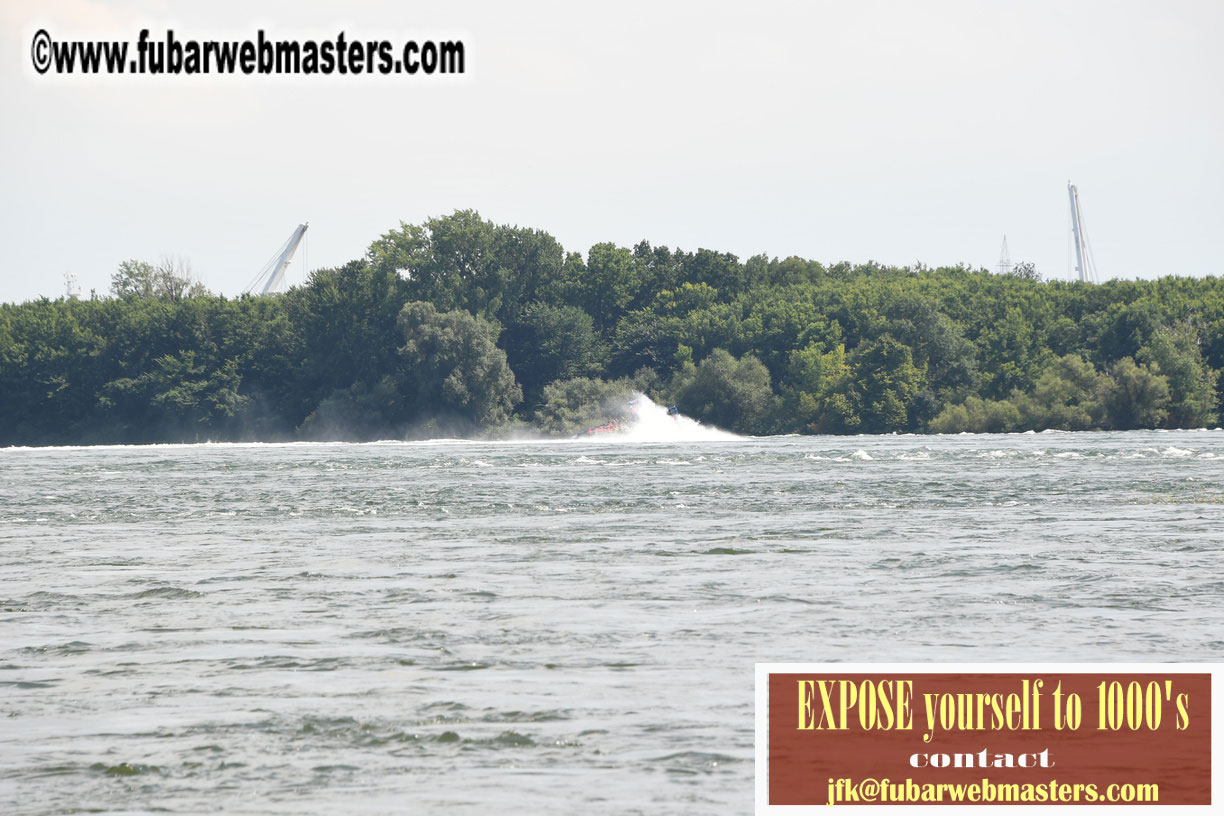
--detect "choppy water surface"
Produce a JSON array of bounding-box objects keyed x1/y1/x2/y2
[{"x1": 2, "y1": 430, "x2": 1223, "y2": 813}]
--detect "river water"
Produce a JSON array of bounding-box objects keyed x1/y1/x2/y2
[{"x1": 2, "y1": 428, "x2": 1223, "y2": 813}]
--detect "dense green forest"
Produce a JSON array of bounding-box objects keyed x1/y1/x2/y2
[{"x1": 3, "y1": 210, "x2": 1223, "y2": 445}]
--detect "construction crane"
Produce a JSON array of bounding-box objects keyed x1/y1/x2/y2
[
  {"x1": 1067, "y1": 183, "x2": 1097, "y2": 283},
  {"x1": 245, "y1": 222, "x2": 309, "y2": 295}
]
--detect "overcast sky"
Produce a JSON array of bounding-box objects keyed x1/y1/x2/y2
[{"x1": 2, "y1": 0, "x2": 1221, "y2": 303}]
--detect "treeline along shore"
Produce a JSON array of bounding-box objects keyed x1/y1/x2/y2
[{"x1": 3, "y1": 210, "x2": 1223, "y2": 445}]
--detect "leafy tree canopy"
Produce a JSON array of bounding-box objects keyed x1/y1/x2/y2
[{"x1": 4, "y1": 210, "x2": 1224, "y2": 444}]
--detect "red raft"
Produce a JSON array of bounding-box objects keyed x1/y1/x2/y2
[{"x1": 577, "y1": 418, "x2": 626, "y2": 436}]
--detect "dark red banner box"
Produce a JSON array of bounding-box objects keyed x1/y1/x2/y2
[{"x1": 768, "y1": 673, "x2": 1211, "y2": 806}]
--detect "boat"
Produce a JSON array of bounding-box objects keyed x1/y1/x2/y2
[{"x1": 576, "y1": 418, "x2": 626, "y2": 436}]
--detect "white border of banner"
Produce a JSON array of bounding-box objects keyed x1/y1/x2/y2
[{"x1": 756, "y1": 663, "x2": 1220, "y2": 814}]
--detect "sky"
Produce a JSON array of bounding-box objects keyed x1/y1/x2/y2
[{"x1": 2, "y1": 0, "x2": 1221, "y2": 303}]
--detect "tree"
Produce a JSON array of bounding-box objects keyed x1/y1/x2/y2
[
  {"x1": 11, "y1": 213, "x2": 1224, "y2": 445},
  {"x1": 575, "y1": 243, "x2": 641, "y2": 333},
  {"x1": 285, "y1": 258, "x2": 407, "y2": 416},
  {"x1": 673, "y1": 349, "x2": 775, "y2": 434},
  {"x1": 781, "y1": 342, "x2": 853, "y2": 433},
  {"x1": 99, "y1": 351, "x2": 247, "y2": 441},
  {"x1": 845, "y1": 335, "x2": 927, "y2": 433},
  {"x1": 929, "y1": 395, "x2": 1021, "y2": 434},
  {"x1": 978, "y1": 306, "x2": 1043, "y2": 399},
  {"x1": 368, "y1": 211, "x2": 492, "y2": 314},
  {"x1": 1008, "y1": 261, "x2": 1040, "y2": 281},
  {"x1": 534, "y1": 376, "x2": 635, "y2": 435},
  {"x1": 1104, "y1": 357, "x2": 1170, "y2": 429},
  {"x1": 367, "y1": 210, "x2": 567, "y2": 324},
  {"x1": 677, "y1": 248, "x2": 744, "y2": 296},
  {"x1": 609, "y1": 309, "x2": 684, "y2": 378},
  {"x1": 111, "y1": 257, "x2": 208, "y2": 301},
  {"x1": 502, "y1": 302, "x2": 604, "y2": 409},
  {"x1": 1137, "y1": 324, "x2": 1219, "y2": 428},
  {"x1": 885, "y1": 298, "x2": 977, "y2": 395},
  {"x1": 297, "y1": 377, "x2": 405, "y2": 441},
  {"x1": 1015, "y1": 354, "x2": 1107, "y2": 430},
  {"x1": 397, "y1": 301, "x2": 521, "y2": 426}
]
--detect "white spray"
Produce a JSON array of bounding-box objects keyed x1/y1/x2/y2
[{"x1": 598, "y1": 393, "x2": 740, "y2": 443}]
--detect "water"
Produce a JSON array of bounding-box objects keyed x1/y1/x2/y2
[{"x1": 2, "y1": 428, "x2": 1223, "y2": 813}]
